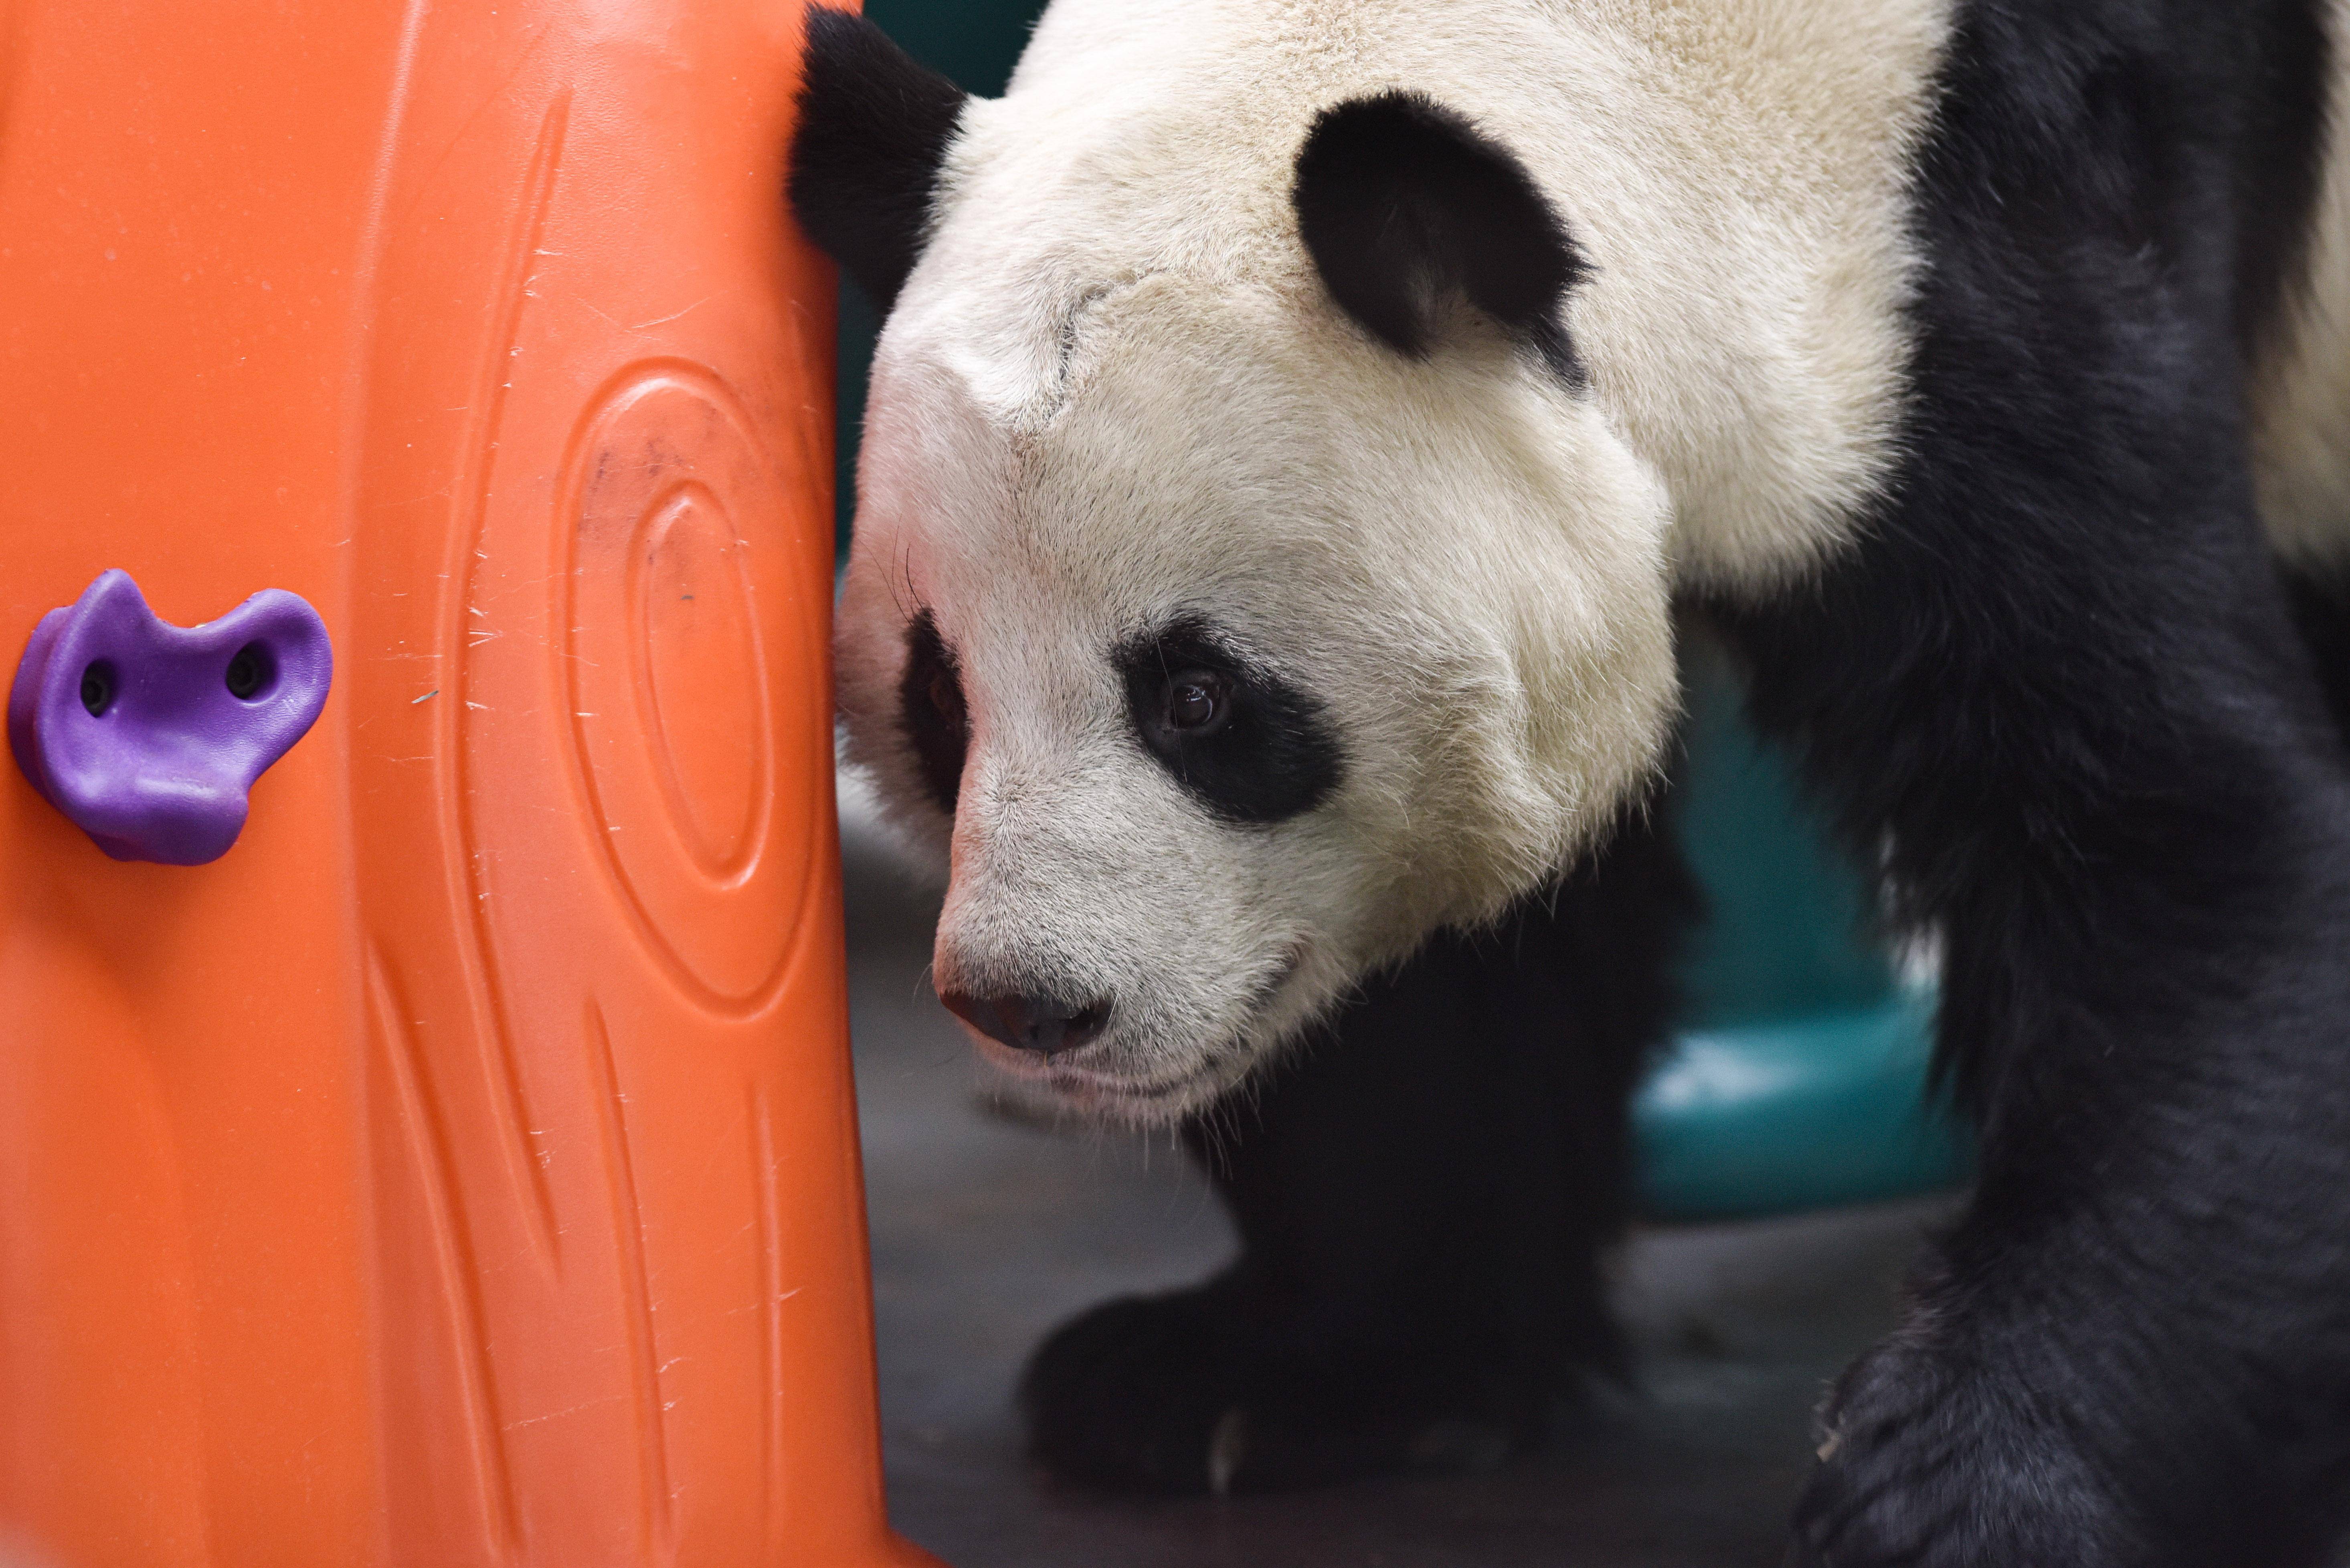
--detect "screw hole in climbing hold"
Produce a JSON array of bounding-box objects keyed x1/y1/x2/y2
[
  {"x1": 224, "y1": 641, "x2": 275, "y2": 701},
  {"x1": 79, "y1": 660, "x2": 115, "y2": 718}
]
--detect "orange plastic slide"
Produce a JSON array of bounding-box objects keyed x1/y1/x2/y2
[{"x1": 0, "y1": 0, "x2": 936, "y2": 1562}]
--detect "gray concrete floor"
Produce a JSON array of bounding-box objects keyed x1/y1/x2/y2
[{"x1": 841, "y1": 786, "x2": 1954, "y2": 1568}]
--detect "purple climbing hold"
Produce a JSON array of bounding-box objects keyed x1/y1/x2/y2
[{"x1": 7, "y1": 569, "x2": 332, "y2": 865}]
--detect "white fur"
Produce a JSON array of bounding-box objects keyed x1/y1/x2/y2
[
  {"x1": 839, "y1": 0, "x2": 1952, "y2": 1119},
  {"x1": 2253, "y1": 0, "x2": 2350, "y2": 568}
]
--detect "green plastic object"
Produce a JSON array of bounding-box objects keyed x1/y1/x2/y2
[
  {"x1": 1635, "y1": 988, "x2": 1968, "y2": 1220},
  {"x1": 1638, "y1": 642, "x2": 1972, "y2": 1219},
  {"x1": 838, "y1": 0, "x2": 1974, "y2": 1224}
]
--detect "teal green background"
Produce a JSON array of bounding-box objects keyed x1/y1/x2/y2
[
  {"x1": 828, "y1": 0, "x2": 1970, "y2": 1221},
  {"x1": 1653, "y1": 641, "x2": 1969, "y2": 1219}
]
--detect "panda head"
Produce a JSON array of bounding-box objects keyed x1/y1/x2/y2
[{"x1": 793, "y1": 9, "x2": 1676, "y2": 1122}]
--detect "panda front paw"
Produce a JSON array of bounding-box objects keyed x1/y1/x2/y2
[
  {"x1": 1018, "y1": 1285, "x2": 1529, "y2": 1496},
  {"x1": 1789, "y1": 1332, "x2": 2152, "y2": 1568}
]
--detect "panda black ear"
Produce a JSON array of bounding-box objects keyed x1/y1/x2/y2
[
  {"x1": 1291, "y1": 91, "x2": 1590, "y2": 383},
  {"x1": 789, "y1": 7, "x2": 969, "y2": 313}
]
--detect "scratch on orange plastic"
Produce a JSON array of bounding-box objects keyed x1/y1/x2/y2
[{"x1": 0, "y1": 0, "x2": 939, "y2": 1562}]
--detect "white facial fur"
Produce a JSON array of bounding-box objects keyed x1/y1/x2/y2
[
  {"x1": 837, "y1": 0, "x2": 1951, "y2": 1120},
  {"x1": 841, "y1": 277, "x2": 1675, "y2": 1118}
]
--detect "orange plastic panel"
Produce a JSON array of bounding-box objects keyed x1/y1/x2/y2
[{"x1": 0, "y1": 0, "x2": 937, "y2": 1562}]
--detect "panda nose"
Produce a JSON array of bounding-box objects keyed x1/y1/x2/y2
[{"x1": 939, "y1": 990, "x2": 1110, "y2": 1056}]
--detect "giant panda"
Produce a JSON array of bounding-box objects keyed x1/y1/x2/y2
[{"x1": 786, "y1": 1, "x2": 2350, "y2": 1562}]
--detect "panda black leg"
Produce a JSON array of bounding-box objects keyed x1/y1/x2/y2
[
  {"x1": 1692, "y1": 7, "x2": 2350, "y2": 1558},
  {"x1": 1018, "y1": 803, "x2": 1695, "y2": 1496},
  {"x1": 1740, "y1": 593, "x2": 2350, "y2": 1568},
  {"x1": 1745, "y1": 531, "x2": 2350, "y2": 1562}
]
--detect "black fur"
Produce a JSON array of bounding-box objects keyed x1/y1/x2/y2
[
  {"x1": 2286, "y1": 563, "x2": 2350, "y2": 738},
  {"x1": 788, "y1": 7, "x2": 967, "y2": 313},
  {"x1": 1697, "y1": 4, "x2": 2350, "y2": 1563},
  {"x1": 900, "y1": 610, "x2": 969, "y2": 813},
  {"x1": 1114, "y1": 618, "x2": 1345, "y2": 826},
  {"x1": 1021, "y1": 803, "x2": 1695, "y2": 1493},
  {"x1": 1290, "y1": 91, "x2": 1591, "y2": 386},
  {"x1": 2230, "y1": 5, "x2": 2334, "y2": 352}
]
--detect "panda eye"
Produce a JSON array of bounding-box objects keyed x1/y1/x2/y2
[
  {"x1": 928, "y1": 667, "x2": 962, "y2": 722},
  {"x1": 1163, "y1": 670, "x2": 1228, "y2": 734},
  {"x1": 900, "y1": 611, "x2": 969, "y2": 814},
  {"x1": 1116, "y1": 618, "x2": 1344, "y2": 825}
]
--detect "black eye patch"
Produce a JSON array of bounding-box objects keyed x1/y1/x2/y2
[
  {"x1": 900, "y1": 610, "x2": 969, "y2": 813},
  {"x1": 1115, "y1": 618, "x2": 1344, "y2": 824}
]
